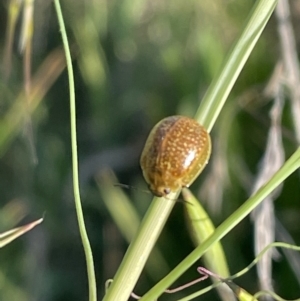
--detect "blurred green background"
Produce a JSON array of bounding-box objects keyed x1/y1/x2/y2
[{"x1": 0, "y1": 0, "x2": 300, "y2": 300}]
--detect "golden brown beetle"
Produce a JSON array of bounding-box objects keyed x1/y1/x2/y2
[{"x1": 140, "y1": 116, "x2": 211, "y2": 197}]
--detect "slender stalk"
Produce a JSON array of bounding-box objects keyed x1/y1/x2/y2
[
  {"x1": 53, "y1": 1, "x2": 97, "y2": 301},
  {"x1": 102, "y1": 192, "x2": 178, "y2": 301},
  {"x1": 195, "y1": 0, "x2": 278, "y2": 131}
]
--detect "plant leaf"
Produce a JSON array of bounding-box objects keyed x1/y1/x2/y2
[{"x1": 0, "y1": 217, "x2": 43, "y2": 248}]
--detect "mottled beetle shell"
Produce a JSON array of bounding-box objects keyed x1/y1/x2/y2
[{"x1": 140, "y1": 116, "x2": 211, "y2": 197}]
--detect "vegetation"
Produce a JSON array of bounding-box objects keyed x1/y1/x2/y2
[{"x1": 0, "y1": 0, "x2": 300, "y2": 300}]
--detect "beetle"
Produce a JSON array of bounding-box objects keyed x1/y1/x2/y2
[{"x1": 140, "y1": 116, "x2": 211, "y2": 197}]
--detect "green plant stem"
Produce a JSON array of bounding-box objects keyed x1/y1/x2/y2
[
  {"x1": 103, "y1": 192, "x2": 178, "y2": 301},
  {"x1": 53, "y1": 1, "x2": 97, "y2": 301},
  {"x1": 195, "y1": 0, "x2": 278, "y2": 131}
]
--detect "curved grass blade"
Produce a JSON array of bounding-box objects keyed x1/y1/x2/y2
[{"x1": 183, "y1": 188, "x2": 235, "y2": 301}]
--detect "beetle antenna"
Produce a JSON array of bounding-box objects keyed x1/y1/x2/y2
[{"x1": 113, "y1": 183, "x2": 151, "y2": 195}]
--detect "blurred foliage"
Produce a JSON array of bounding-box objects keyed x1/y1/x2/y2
[{"x1": 0, "y1": 0, "x2": 300, "y2": 300}]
